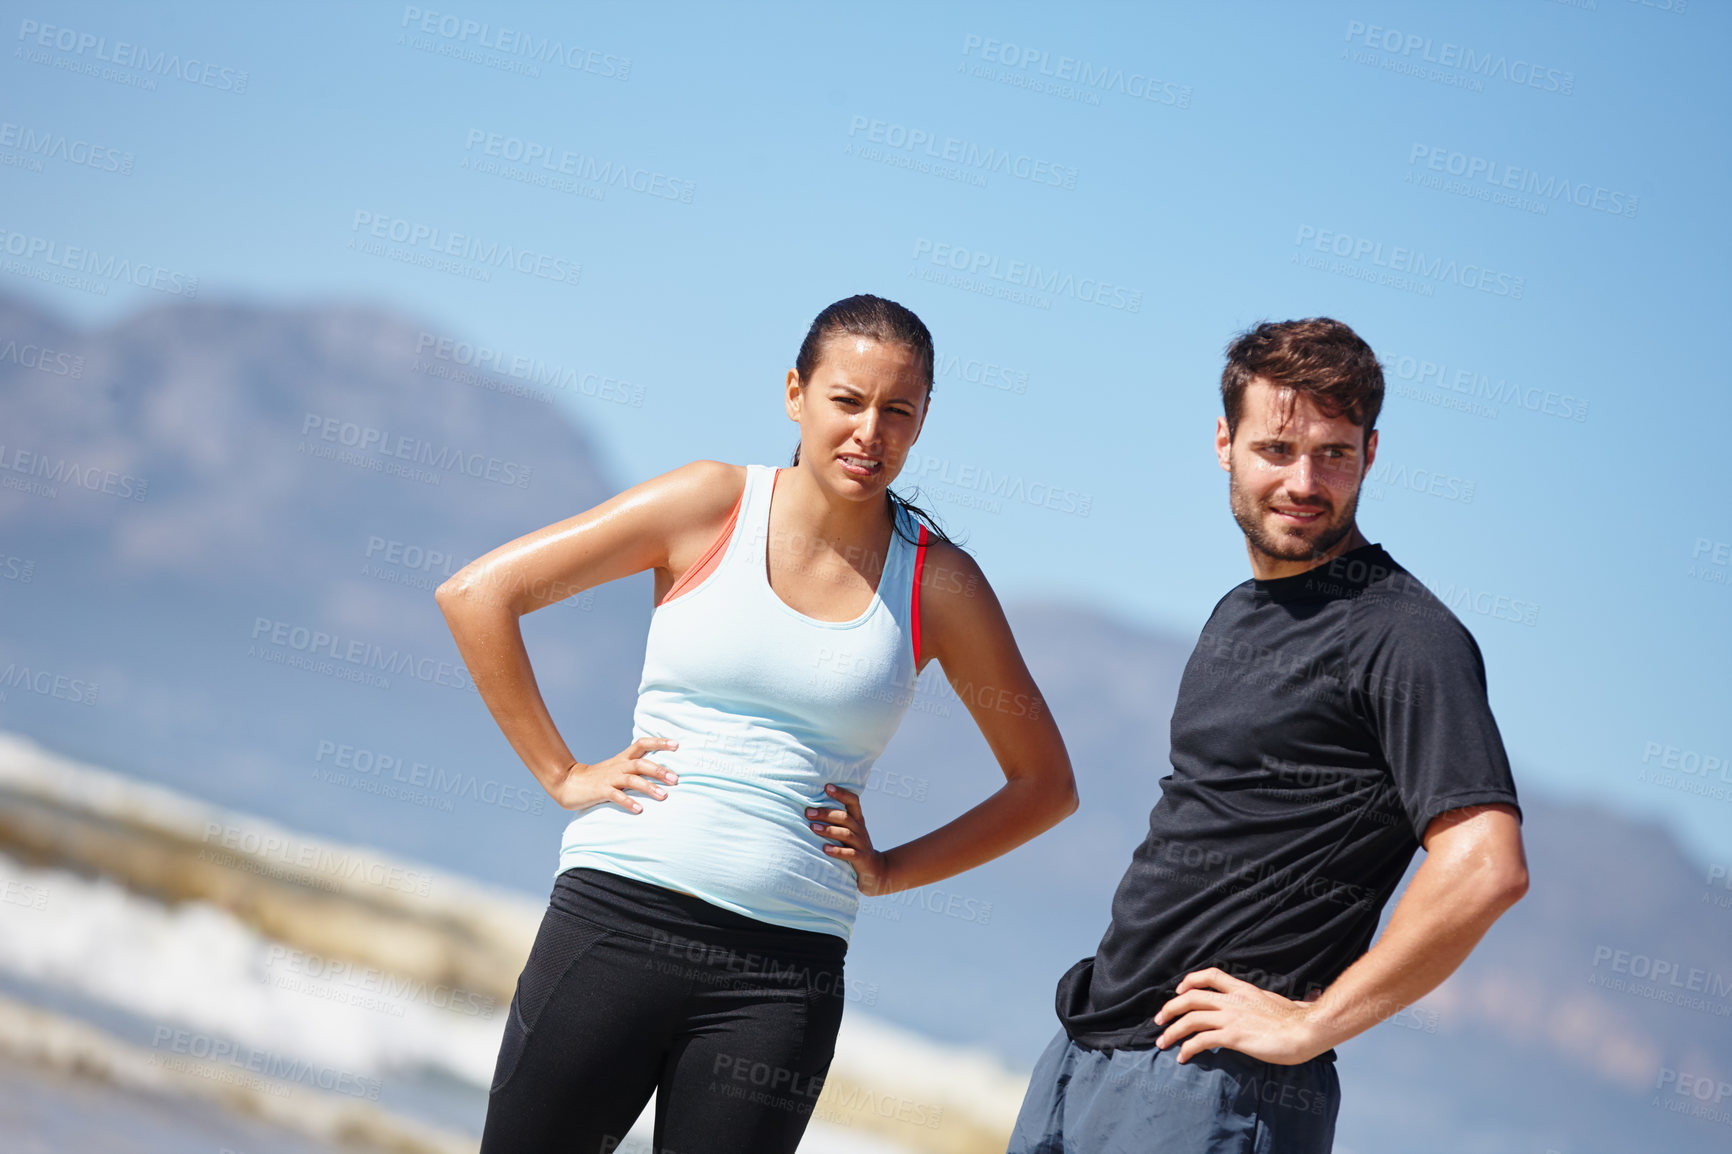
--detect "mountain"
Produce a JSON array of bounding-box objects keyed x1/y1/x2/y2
[{"x1": 0, "y1": 290, "x2": 649, "y2": 882}]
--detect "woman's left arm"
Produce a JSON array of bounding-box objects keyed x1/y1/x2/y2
[{"x1": 809, "y1": 543, "x2": 1078, "y2": 895}]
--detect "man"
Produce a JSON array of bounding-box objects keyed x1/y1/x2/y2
[{"x1": 1007, "y1": 317, "x2": 1527, "y2": 1153}]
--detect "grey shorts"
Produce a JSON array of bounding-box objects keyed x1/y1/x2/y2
[{"x1": 1006, "y1": 1027, "x2": 1340, "y2": 1154}]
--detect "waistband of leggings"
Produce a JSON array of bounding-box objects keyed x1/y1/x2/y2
[{"x1": 552, "y1": 866, "x2": 848, "y2": 962}]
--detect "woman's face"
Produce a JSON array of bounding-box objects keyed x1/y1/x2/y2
[{"x1": 785, "y1": 334, "x2": 929, "y2": 501}]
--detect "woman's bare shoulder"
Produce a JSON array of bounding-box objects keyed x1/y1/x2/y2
[{"x1": 633, "y1": 460, "x2": 747, "y2": 517}]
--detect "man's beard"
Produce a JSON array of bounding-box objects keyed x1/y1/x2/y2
[{"x1": 1228, "y1": 465, "x2": 1361, "y2": 566}]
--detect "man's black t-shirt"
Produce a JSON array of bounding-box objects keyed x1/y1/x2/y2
[{"x1": 1055, "y1": 543, "x2": 1520, "y2": 1051}]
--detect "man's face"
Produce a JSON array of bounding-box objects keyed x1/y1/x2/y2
[{"x1": 1215, "y1": 378, "x2": 1378, "y2": 570}]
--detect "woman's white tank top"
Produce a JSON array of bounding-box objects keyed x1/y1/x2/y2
[{"x1": 557, "y1": 464, "x2": 930, "y2": 941}]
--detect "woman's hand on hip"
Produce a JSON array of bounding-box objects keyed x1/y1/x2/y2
[
  {"x1": 808, "y1": 785, "x2": 892, "y2": 896},
  {"x1": 553, "y1": 737, "x2": 679, "y2": 812}
]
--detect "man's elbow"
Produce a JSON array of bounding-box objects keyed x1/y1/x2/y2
[
  {"x1": 1495, "y1": 861, "x2": 1530, "y2": 909},
  {"x1": 1473, "y1": 857, "x2": 1528, "y2": 918}
]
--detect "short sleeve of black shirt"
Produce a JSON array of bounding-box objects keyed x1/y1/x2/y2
[{"x1": 1347, "y1": 578, "x2": 1520, "y2": 842}]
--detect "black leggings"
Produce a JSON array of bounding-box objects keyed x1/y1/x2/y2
[{"x1": 479, "y1": 868, "x2": 849, "y2": 1154}]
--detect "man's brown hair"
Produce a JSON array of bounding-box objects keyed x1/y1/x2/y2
[{"x1": 1220, "y1": 317, "x2": 1384, "y2": 444}]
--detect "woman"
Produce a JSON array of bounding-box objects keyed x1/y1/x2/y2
[{"x1": 437, "y1": 294, "x2": 1076, "y2": 1154}]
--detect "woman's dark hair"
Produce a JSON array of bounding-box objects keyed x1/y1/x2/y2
[{"x1": 789, "y1": 294, "x2": 960, "y2": 549}]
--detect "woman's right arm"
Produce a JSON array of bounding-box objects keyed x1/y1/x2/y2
[
  {"x1": 434, "y1": 460, "x2": 745, "y2": 812},
  {"x1": 807, "y1": 542, "x2": 1078, "y2": 894}
]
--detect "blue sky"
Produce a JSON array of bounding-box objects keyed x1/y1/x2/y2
[{"x1": 6, "y1": 0, "x2": 1731, "y2": 866}]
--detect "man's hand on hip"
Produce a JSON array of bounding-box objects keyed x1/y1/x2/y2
[{"x1": 1153, "y1": 968, "x2": 1326, "y2": 1065}]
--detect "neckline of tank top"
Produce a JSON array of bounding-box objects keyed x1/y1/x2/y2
[{"x1": 761, "y1": 466, "x2": 906, "y2": 630}]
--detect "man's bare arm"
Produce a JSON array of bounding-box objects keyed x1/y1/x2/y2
[{"x1": 1153, "y1": 803, "x2": 1527, "y2": 1063}]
